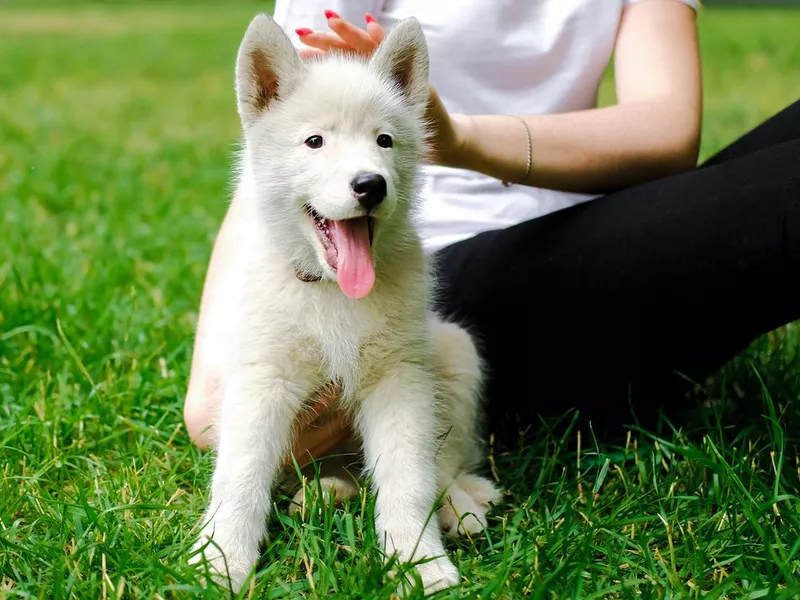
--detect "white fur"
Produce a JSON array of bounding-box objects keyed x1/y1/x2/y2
[{"x1": 189, "y1": 13, "x2": 500, "y2": 595}]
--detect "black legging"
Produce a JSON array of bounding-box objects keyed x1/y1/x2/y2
[{"x1": 432, "y1": 99, "x2": 800, "y2": 440}]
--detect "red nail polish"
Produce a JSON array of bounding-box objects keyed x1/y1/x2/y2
[
  {"x1": 365, "y1": 12, "x2": 377, "y2": 24},
  {"x1": 295, "y1": 27, "x2": 313, "y2": 36},
  {"x1": 324, "y1": 9, "x2": 340, "y2": 19}
]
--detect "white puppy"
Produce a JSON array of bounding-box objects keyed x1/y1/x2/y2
[{"x1": 189, "y1": 13, "x2": 501, "y2": 595}]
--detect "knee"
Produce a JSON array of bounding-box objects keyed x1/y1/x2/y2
[
  {"x1": 184, "y1": 404, "x2": 210, "y2": 450},
  {"x1": 183, "y1": 374, "x2": 221, "y2": 450}
]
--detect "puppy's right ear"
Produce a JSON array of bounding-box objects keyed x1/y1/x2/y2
[{"x1": 235, "y1": 14, "x2": 305, "y2": 127}]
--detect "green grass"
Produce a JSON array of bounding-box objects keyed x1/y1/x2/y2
[{"x1": 2, "y1": 2, "x2": 800, "y2": 598}]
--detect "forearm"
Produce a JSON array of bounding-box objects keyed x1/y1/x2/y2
[{"x1": 450, "y1": 99, "x2": 700, "y2": 195}]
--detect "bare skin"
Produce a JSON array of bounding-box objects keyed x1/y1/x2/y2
[{"x1": 184, "y1": 3, "x2": 702, "y2": 460}]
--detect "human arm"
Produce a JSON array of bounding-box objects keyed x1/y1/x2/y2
[{"x1": 452, "y1": 0, "x2": 703, "y2": 194}]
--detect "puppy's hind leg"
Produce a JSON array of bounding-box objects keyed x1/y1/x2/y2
[{"x1": 429, "y1": 317, "x2": 502, "y2": 538}]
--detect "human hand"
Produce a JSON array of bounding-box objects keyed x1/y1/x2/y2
[
  {"x1": 295, "y1": 10, "x2": 468, "y2": 168},
  {"x1": 284, "y1": 380, "x2": 352, "y2": 469},
  {"x1": 294, "y1": 10, "x2": 384, "y2": 59}
]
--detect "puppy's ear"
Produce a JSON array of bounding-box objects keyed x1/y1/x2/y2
[
  {"x1": 369, "y1": 17, "x2": 429, "y2": 114},
  {"x1": 235, "y1": 13, "x2": 305, "y2": 127}
]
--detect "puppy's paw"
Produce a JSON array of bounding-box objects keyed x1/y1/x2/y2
[
  {"x1": 391, "y1": 554, "x2": 460, "y2": 597},
  {"x1": 190, "y1": 534, "x2": 229, "y2": 589},
  {"x1": 289, "y1": 476, "x2": 359, "y2": 516},
  {"x1": 455, "y1": 473, "x2": 503, "y2": 508},
  {"x1": 414, "y1": 555, "x2": 460, "y2": 594},
  {"x1": 190, "y1": 520, "x2": 256, "y2": 593},
  {"x1": 437, "y1": 473, "x2": 502, "y2": 537}
]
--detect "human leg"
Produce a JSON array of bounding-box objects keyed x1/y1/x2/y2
[
  {"x1": 432, "y1": 137, "x2": 800, "y2": 439},
  {"x1": 700, "y1": 98, "x2": 800, "y2": 167}
]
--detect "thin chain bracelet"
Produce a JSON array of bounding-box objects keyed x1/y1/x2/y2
[{"x1": 502, "y1": 115, "x2": 532, "y2": 187}]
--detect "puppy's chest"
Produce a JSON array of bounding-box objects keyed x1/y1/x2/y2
[
  {"x1": 291, "y1": 294, "x2": 413, "y2": 394},
  {"x1": 306, "y1": 310, "x2": 383, "y2": 371}
]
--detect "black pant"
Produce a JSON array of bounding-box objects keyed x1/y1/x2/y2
[{"x1": 432, "y1": 99, "x2": 800, "y2": 440}]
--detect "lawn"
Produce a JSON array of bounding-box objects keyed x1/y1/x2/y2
[{"x1": 1, "y1": 2, "x2": 800, "y2": 598}]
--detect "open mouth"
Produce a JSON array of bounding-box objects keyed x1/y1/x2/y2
[
  {"x1": 305, "y1": 205, "x2": 375, "y2": 264},
  {"x1": 304, "y1": 204, "x2": 376, "y2": 299}
]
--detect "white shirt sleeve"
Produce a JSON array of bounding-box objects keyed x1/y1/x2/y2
[
  {"x1": 273, "y1": 0, "x2": 387, "y2": 48},
  {"x1": 624, "y1": 0, "x2": 700, "y2": 10}
]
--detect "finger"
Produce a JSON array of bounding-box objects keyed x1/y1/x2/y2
[
  {"x1": 364, "y1": 13, "x2": 385, "y2": 45},
  {"x1": 324, "y1": 10, "x2": 377, "y2": 54},
  {"x1": 285, "y1": 412, "x2": 352, "y2": 469},
  {"x1": 298, "y1": 47, "x2": 325, "y2": 60},
  {"x1": 295, "y1": 382, "x2": 340, "y2": 429},
  {"x1": 296, "y1": 29, "x2": 351, "y2": 52}
]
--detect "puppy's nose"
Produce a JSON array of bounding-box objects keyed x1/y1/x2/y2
[{"x1": 350, "y1": 172, "x2": 387, "y2": 212}]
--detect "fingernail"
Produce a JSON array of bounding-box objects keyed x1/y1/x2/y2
[
  {"x1": 365, "y1": 12, "x2": 377, "y2": 24},
  {"x1": 324, "y1": 9, "x2": 340, "y2": 19},
  {"x1": 295, "y1": 28, "x2": 313, "y2": 36}
]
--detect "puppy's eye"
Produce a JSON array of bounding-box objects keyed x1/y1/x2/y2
[
  {"x1": 376, "y1": 134, "x2": 393, "y2": 148},
  {"x1": 305, "y1": 135, "x2": 324, "y2": 149}
]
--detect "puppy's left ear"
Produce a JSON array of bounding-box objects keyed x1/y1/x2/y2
[
  {"x1": 369, "y1": 17, "x2": 429, "y2": 114},
  {"x1": 235, "y1": 13, "x2": 306, "y2": 127}
]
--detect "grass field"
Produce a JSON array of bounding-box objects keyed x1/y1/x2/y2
[{"x1": 2, "y1": 2, "x2": 800, "y2": 598}]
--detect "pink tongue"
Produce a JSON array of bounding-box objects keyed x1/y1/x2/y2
[{"x1": 328, "y1": 217, "x2": 375, "y2": 299}]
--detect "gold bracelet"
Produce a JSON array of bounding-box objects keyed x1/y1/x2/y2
[{"x1": 502, "y1": 115, "x2": 532, "y2": 187}]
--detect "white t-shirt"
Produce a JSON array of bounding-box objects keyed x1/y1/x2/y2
[{"x1": 273, "y1": 0, "x2": 699, "y2": 253}]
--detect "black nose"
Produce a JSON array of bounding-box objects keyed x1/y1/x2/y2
[{"x1": 350, "y1": 172, "x2": 387, "y2": 212}]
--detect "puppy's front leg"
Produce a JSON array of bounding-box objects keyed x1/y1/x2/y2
[
  {"x1": 357, "y1": 362, "x2": 459, "y2": 594},
  {"x1": 191, "y1": 365, "x2": 306, "y2": 592}
]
